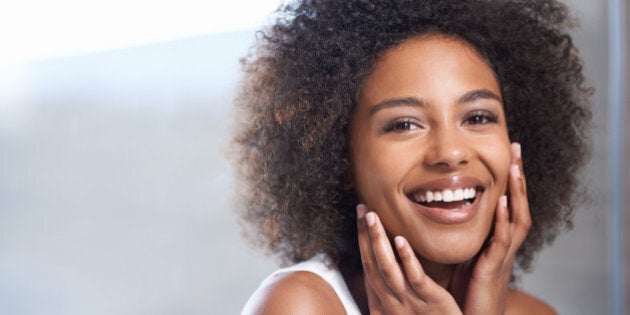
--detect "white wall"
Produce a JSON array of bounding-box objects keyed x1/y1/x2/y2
[{"x1": 0, "y1": 31, "x2": 277, "y2": 314}]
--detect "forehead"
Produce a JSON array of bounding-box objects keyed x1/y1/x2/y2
[{"x1": 359, "y1": 34, "x2": 501, "y2": 104}]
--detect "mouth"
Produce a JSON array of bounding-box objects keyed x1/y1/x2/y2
[{"x1": 408, "y1": 186, "x2": 484, "y2": 210}]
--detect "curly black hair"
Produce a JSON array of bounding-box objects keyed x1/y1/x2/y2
[{"x1": 232, "y1": 0, "x2": 591, "y2": 274}]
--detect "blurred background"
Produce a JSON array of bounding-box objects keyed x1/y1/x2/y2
[{"x1": 0, "y1": 0, "x2": 626, "y2": 314}]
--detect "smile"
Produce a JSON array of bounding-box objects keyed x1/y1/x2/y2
[
  {"x1": 408, "y1": 187, "x2": 482, "y2": 212},
  {"x1": 404, "y1": 176, "x2": 487, "y2": 224},
  {"x1": 411, "y1": 187, "x2": 478, "y2": 203}
]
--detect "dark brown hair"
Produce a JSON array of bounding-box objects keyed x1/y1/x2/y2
[{"x1": 232, "y1": 0, "x2": 592, "y2": 273}]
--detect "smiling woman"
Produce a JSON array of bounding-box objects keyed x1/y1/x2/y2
[
  {"x1": 350, "y1": 35, "x2": 512, "y2": 268},
  {"x1": 232, "y1": 0, "x2": 592, "y2": 314}
]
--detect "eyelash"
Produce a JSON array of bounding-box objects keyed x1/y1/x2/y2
[
  {"x1": 383, "y1": 118, "x2": 419, "y2": 132},
  {"x1": 464, "y1": 111, "x2": 499, "y2": 125},
  {"x1": 383, "y1": 111, "x2": 498, "y2": 133}
]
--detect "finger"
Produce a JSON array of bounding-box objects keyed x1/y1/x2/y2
[
  {"x1": 480, "y1": 195, "x2": 511, "y2": 271},
  {"x1": 365, "y1": 276, "x2": 385, "y2": 314},
  {"x1": 508, "y1": 142, "x2": 532, "y2": 246},
  {"x1": 356, "y1": 205, "x2": 397, "y2": 298},
  {"x1": 366, "y1": 211, "x2": 407, "y2": 295},
  {"x1": 394, "y1": 235, "x2": 442, "y2": 302},
  {"x1": 494, "y1": 195, "x2": 512, "y2": 251}
]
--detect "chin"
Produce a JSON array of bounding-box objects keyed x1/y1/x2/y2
[
  {"x1": 410, "y1": 229, "x2": 490, "y2": 265},
  {"x1": 421, "y1": 247, "x2": 482, "y2": 265}
]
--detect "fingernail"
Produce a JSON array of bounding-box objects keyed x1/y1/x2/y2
[
  {"x1": 356, "y1": 204, "x2": 366, "y2": 219},
  {"x1": 366, "y1": 212, "x2": 376, "y2": 227},
  {"x1": 512, "y1": 142, "x2": 521, "y2": 159},
  {"x1": 511, "y1": 164, "x2": 521, "y2": 179},
  {"x1": 394, "y1": 236, "x2": 405, "y2": 249},
  {"x1": 500, "y1": 195, "x2": 507, "y2": 208}
]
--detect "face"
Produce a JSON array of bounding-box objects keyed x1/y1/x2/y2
[{"x1": 350, "y1": 35, "x2": 511, "y2": 264}]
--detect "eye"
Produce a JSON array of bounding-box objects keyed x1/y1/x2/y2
[
  {"x1": 464, "y1": 111, "x2": 499, "y2": 126},
  {"x1": 383, "y1": 118, "x2": 420, "y2": 133}
]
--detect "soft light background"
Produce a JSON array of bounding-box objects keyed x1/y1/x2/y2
[{"x1": 0, "y1": 0, "x2": 625, "y2": 314}]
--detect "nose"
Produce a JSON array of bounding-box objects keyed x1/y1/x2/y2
[{"x1": 423, "y1": 127, "x2": 471, "y2": 170}]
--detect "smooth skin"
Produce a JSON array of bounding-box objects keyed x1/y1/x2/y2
[{"x1": 245, "y1": 35, "x2": 555, "y2": 314}]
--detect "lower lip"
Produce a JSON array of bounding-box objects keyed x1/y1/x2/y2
[{"x1": 410, "y1": 193, "x2": 482, "y2": 224}]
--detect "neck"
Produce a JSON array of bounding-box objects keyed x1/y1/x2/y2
[{"x1": 418, "y1": 257, "x2": 456, "y2": 288}]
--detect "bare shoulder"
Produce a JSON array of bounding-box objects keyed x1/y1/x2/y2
[
  {"x1": 506, "y1": 288, "x2": 557, "y2": 315},
  {"x1": 242, "y1": 271, "x2": 346, "y2": 315}
]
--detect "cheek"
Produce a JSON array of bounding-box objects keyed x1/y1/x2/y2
[
  {"x1": 485, "y1": 141, "x2": 512, "y2": 192},
  {"x1": 351, "y1": 142, "x2": 412, "y2": 202},
  {"x1": 352, "y1": 153, "x2": 392, "y2": 202}
]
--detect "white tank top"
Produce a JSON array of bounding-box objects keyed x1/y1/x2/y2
[{"x1": 242, "y1": 253, "x2": 361, "y2": 314}]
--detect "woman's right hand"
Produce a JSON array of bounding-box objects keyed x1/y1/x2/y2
[{"x1": 357, "y1": 204, "x2": 462, "y2": 314}]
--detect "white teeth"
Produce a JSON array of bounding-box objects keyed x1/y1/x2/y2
[
  {"x1": 413, "y1": 187, "x2": 477, "y2": 203},
  {"x1": 464, "y1": 188, "x2": 476, "y2": 199},
  {"x1": 454, "y1": 189, "x2": 463, "y2": 200},
  {"x1": 443, "y1": 190, "x2": 454, "y2": 202}
]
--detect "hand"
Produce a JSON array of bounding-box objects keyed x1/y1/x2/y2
[
  {"x1": 357, "y1": 204, "x2": 462, "y2": 315},
  {"x1": 449, "y1": 142, "x2": 532, "y2": 315}
]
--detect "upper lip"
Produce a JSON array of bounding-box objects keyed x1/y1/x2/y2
[{"x1": 404, "y1": 175, "x2": 486, "y2": 196}]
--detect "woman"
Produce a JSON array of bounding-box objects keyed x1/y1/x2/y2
[{"x1": 233, "y1": 0, "x2": 591, "y2": 313}]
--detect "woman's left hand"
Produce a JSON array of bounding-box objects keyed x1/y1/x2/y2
[{"x1": 449, "y1": 142, "x2": 532, "y2": 315}]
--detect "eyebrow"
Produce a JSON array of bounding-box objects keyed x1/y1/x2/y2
[
  {"x1": 458, "y1": 89, "x2": 503, "y2": 104},
  {"x1": 368, "y1": 89, "x2": 503, "y2": 116},
  {"x1": 369, "y1": 97, "x2": 426, "y2": 115}
]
